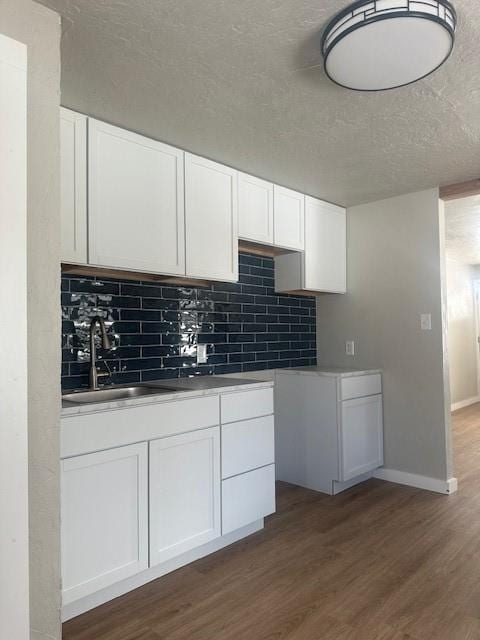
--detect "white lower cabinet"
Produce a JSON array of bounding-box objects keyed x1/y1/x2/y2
[
  {"x1": 222, "y1": 465, "x2": 276, "y2": 535},
  {"x1": 149, "y1": 427, "x2": 221, "y2": 566},
  {"x1": 275, "y1": 370, "x2": 383, "y2": 495},
  {"x1": 60, "y1": 385, "x2": 276, "y2": 613},
  {"x1": 61, "y1": 442, "x2": 148, "y2": 604},
  {"x1": 340, "y1": 394, "x2": 383, "y2": 481}
]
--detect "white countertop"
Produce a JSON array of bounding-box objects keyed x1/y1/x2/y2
[
  {"x1": 61, "y1": 376, "x2": 273, "y2": 417},
  {"x1": 275, "y1": 366, "x2": 382, "y2": 378}
]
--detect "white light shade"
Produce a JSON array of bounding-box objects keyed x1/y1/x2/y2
[{"x1": 322, "y1": 0, "x2": 456, "y2": 91}]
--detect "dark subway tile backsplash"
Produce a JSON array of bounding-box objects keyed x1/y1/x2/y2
[{"x1": 61, "y1": 252, "x2": 317, "y2": 390}]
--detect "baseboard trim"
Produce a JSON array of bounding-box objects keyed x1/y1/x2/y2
[
  {"x1": 373, "y1": 468, "x2": 458, "y2": 495},
  {"x1": 451, "y1": 395, "x2": 480, "y2": 412}
]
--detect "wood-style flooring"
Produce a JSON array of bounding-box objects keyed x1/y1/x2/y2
[{"x1": 63, "y1": 404, "x2": 480, "y2": 640}]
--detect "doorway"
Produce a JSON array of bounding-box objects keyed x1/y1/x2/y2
[
  {"x1": 444, "y1": 194, "x2": 480, "y2": 412},
  {"x1": 441, "y1": 184, "x2": 480, "y2": 493}
]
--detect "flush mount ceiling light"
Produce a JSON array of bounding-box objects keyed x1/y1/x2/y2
[{"x1": 321, "y1": 0, "x2": 456, "y2": 91}]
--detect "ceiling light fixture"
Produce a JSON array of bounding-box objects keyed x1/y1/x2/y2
[{"x1": 321, "y1": 0, "x2": 456, "y2": 91}]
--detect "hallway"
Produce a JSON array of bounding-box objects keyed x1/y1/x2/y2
[{"x1": 63, "y1": 406, "x2": 480, "y2": 640}]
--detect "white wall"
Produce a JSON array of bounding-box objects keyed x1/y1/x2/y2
[
  {"x1": 446, "y1": 259, "x2": 478, "y2": 407},
  {"x1": 316, "y1": 189, "x2": 453, "y2": 482},
  {"x1": 0, "y1": 2, "x2": 61, "y2": 639},
  {"x1": 0, "y1": 32, "x2": 29, "y2": 640}
]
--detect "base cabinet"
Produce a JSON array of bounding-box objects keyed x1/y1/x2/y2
[
  {"x1": 61, "y1": 442, "x2": 148, "y2": 604},
  {"x1": 61, "y1": 386, "x2": 276, "y2": 614},
  {"x1": 149, "y1": 427, "x2": 221, "y2": 566},
  {"x1": 275, "y1": 371, "x2": 383, "y2": 495}
]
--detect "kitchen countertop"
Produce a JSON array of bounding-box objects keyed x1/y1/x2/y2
[
  {"x1": 61, "y1": 376, "x2": 274, "y2": 417},
  {"x1": 275, "y1": 366, "x2": 382, "y2": 378}
]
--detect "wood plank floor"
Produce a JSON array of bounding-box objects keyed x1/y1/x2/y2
[{"x1": 63, "y1": 405, "x2": 480, "y2": 640}]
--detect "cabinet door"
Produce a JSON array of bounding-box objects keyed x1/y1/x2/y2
[
  {"x1": 304, "y1": 197, "x2": 346, "y2": 293},
  {"x1": 149, "y1": 426, "x2": 221, "y2": 566},
  {"x1": 185, "y1": 153, "x2": 238, "y2": 282},
  {"x1": 340, "y1": 394, "x2": 384, "y2": 481},
  {"x1": 88, "y1": 119, "x2": 185, "y2": 275},
  {"x1": 61, "y1": 442, "x2": 148, "y2": 604},
  {"x1": 60, "y1": 108, "x2": 87, "y2": 264},
  {"x1": 238, "y1": 172, "x2": 274, "y2": 244},
  {"x1": 273, "y1": 185, "x2": 305, "y2": 250}
]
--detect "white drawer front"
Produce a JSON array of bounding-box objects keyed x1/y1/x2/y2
[
  {"x1": 341, "y1": 374, "x2": 381, "y2": 401},
  {"x1": 221, "y1": 387, "x2": 274, "y2": 424},
  {"x1": 61, "y1": 395, "x2": 219, "y2": 458},
  {"x1": 222, "y1": 464, "x2": 276, "y2": 534},
  {"x1": 222, "y1": 415, "x2": 275, "y2": 479}
]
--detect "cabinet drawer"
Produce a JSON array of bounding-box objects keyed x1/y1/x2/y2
[
  {"x1": 221, "y1": 387, "x2": 273, "y2": 424},
  {"x1": 340, "y1": 374, "x2": 381, "y2": 401},
  {"x1": 222, "y1": 464, "x2": 276, "y2": 534},
  {"x1": 222, "y1": 415, "x2": 274, "y2": 479}
]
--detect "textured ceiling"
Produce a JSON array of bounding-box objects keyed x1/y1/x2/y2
[
  {"x1": 445, "y1": 195, "x2": 480, "y2": 264},
  {"x1": 37, "y1": 0, "x2": 480, "y2": 206}
]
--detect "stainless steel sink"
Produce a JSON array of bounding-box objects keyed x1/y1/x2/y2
[{"x1": 62, "y1": 385, "x2": 175, "y2": 405}]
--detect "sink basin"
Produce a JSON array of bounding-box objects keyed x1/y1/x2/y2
[{"x1": 62, "y1": 385, "x2": 175, "y2": 405}]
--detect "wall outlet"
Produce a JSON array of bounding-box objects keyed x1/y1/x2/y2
[
  {"x1": 420, "y1": 314, "x2": 432, "y2": 331},
  {"x1": 197, "y1": 344, "x2": 208, "y2": 364},
  {"x1": 345, "y1": 340, "x2": 355, "y2": 356}
]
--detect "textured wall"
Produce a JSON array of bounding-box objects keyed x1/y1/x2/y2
[
  {"x1": 62, "y1": 253, "x2": 316, "y2": 390},
  {"x1": 0, "y1": 1, "x2": 62, "y2": 639},
  {"x1": 446, "y1": 259, "x2": 478, "y2": 405},
  {"x1": 38, "y1": 0, "x2": 480, "y2": 206},
  {"x1": 316, "y1": 189, "x2": 453, "y2": 482}
]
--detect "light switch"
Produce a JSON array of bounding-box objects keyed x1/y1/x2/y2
[
  {"x1": 197, "y1": 343, "x2": 208, "y2": 364},
  {"x1": 420, "y1": 314, "x2": 432, "y2": 331},
  {"x1": 345, "y1": 340, "x2": 355, "y2": 356}
]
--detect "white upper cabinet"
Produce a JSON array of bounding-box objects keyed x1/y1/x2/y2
[
  {"x1": 60, "y1": 109, "x2": 346, "y2": 287},
  {"x1": 304, "y1": 196, "x2": 346, "y2": 292},
  {"x1": 238, "y1": 172, "x2": 274, "y2": 245},
  {"x1": 273, "y1": 185, "x2": 305, "y2": 251},
  {"x1": 88, "y1": 119, "x2": 185, "y2": 275},
  {"x1": 275, "y1": 196, "x2": 346, "y2": 293},
  {"x1": 185, "y1": 153, "x2": 238, "y2": 282},
  {"x1": 60, "y1": 108, "x2": 87, "y2": 264}
]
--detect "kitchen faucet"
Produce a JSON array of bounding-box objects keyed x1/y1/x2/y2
[{"x1": 89, "y1": 316, "x2": 111, "y2": 390}]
